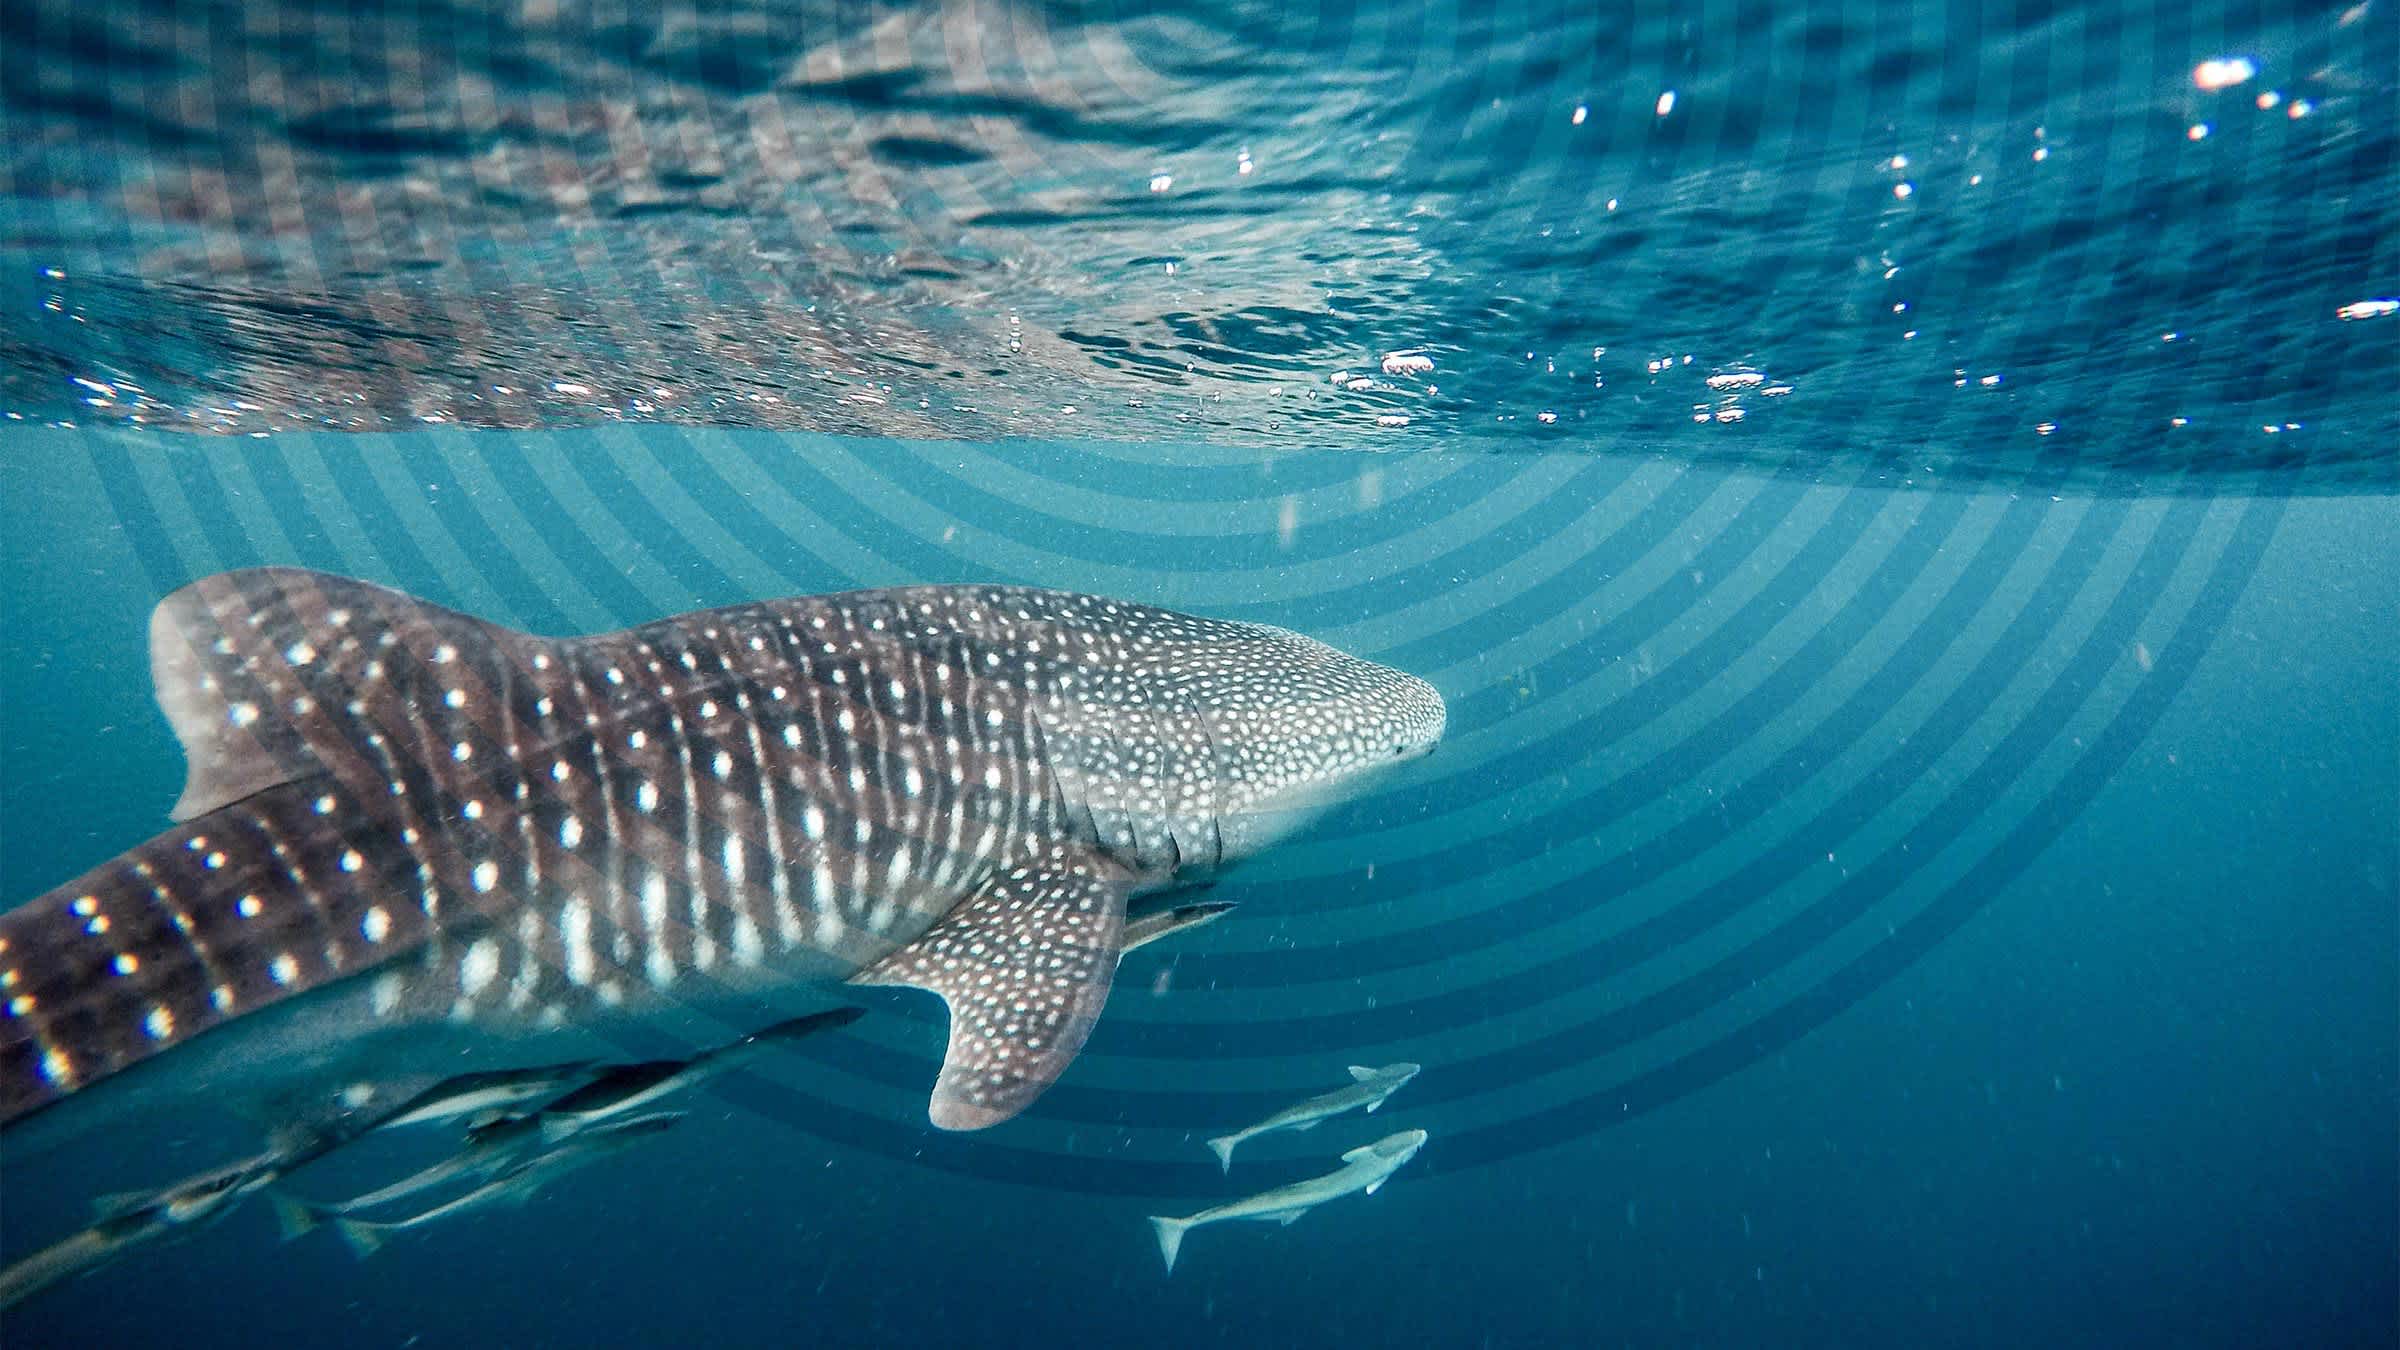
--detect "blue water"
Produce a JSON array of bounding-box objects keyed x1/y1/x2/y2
[{"x1": 2, "y1": 1, "x2": 2396, "y2": 1347}]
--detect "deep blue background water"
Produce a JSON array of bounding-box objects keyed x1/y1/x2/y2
[{"x1": 2, "y1": 0, "x2": 2397, "y2": 1343}]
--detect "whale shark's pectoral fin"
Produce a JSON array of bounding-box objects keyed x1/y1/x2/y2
[{"x1": 851, "y1": 846, "x2": 1132, "y2": 1131}]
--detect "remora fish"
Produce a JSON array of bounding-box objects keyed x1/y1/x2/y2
[
  {"x1": 1121, "y1": 901, "x2": 1236, "y2": 954},
  {"x1": 3, "y1": 1055, "x2": 617, "y2": 1307},
  {"x1": 271, "y1": 1115, "x2": 548, "y2": 1238},
  {"x1": 1149, "y1": 1128, "x2": 1429, "y2": 1273},
  {"x1": 326, "y1": 1111, "x2": 684, "y2": 1259},
  {"x1": 0, "y1": 570, "x2": 1443, "y2": 1138},
  {"x1": 0, "y1": 1153, "x2": 279, "y2": 1306},
  {"x1": 3, "y1": 1056, "x2": 621, "y2": 1306},
  {"x1": 527, "y1": 1005, "x2": 863, "y2": 1143},
  {"x1": 277, "y1": 1008, "x2": 857, "y2": 1228},
  {"x1": 0, "y1": 1205, "x2": 195, "y2": 1309},
  {"x1": 1205, "y1": 1062, "x2": 1422, "y2": 1171},
  {"x1": 366, "y1": 1060, "x2": 603, "y2": 1132}
]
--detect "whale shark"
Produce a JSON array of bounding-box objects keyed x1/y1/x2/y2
[{"x1": 0, "y1": 568, "x2": 1443, "y2": 1144}]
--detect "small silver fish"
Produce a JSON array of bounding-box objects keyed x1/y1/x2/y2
[
  {"x1": 327, "y1": 1112, "x2": 686, "y2": 1259},
  {"x1": 0, "y1": 1059, "x2": 590, "y2": 1307},
  {"x1": 1, "y1": 1152, "x2": 277, "y2": 1306},
  {"x1": 1206, "y1": 1063, "x2": 1422, "y2": 1171},
  {"x1": 527, "y1": 1005, "x2": 862, "y2": 1144},
  {"x1": 281, "y1": 1009, "x2": 855, "y2": 1226},
  {"x1": 369, "y1": 1061, "x2": 604, "y2": 1131},
  {"x1": 1121, "y1": 902, "x2": 1236, "y2": 954},
  {"x1": 1149, "y1": 1129, "x2": 1428, "y2": 1273},
  {"x1": 269, "y1": 1113, "x2": 550, "y2": 1238}
]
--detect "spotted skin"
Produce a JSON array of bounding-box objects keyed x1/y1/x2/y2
[
  {"x1": 0, "y1": 568, "x2": 1444, "y2": 1130},
  {"x1": 852, "y1": 841, "x2": 1130, "y2": 1129}
]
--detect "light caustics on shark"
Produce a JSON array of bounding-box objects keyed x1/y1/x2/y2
[{"x1": 0, "y1": 568, "x2": 1444, "y2": 1147}]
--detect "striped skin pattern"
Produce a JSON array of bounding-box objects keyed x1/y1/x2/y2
[{"x1": 0, "y1": 568, "x2": 1444, "y2": 1131}]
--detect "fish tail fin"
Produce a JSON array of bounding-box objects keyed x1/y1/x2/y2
[
  {"x1": 1149, "y1": 1216, "x2": 1192, "y2": 1274},
  {"x1": 333, "y1": 1217, "x2": 387, "y2": 1260},
  {"x1": 268, "y1": 1191, "x2": 323, "y2": 1241},
  {"x1": 1206, "y1": 1134, "x2": 1240, "y2": 1173}
]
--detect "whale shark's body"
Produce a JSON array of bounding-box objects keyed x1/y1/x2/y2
[{"x1": 0, "y1": 569, "x2": 1443, "y2": 1145}]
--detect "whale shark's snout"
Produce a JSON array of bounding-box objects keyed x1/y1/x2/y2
[
  {"x1": 1373, "y1": 671, "x2": 1446, "y2": 766},
  {"x1": 1194, "y1": 641, "x2": 1445, "y2": 862},
  {"x1": 1020, "y1": 596, "x2": 1444, "y2": 876}
]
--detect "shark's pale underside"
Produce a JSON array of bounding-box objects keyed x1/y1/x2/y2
[{"x1": 0, "y1": 569, "x2": 1443, "y2": 1137}]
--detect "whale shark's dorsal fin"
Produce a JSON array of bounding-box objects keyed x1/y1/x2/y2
[
  {"x1": 149, "y1": 568, "x2": 524, "y2": 821},
  {"x1": 851, "y1": 842, "x2": 1132, "y2": 1130}
]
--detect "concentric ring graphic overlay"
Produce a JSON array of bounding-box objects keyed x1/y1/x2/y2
[
  {"x1": 7, "y1": 430, "x2": 2281, "y2": 1201},
  {"x1": 1, "y1": 0, "x2": 2372, "y2": 1219}
]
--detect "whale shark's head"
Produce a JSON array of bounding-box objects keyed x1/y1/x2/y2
[
  {"x1": 955, "y1": 589, "x2": 1445, "y2": 877},
  {"x1": 1188, "y1": 626, "x2": 1446, "y2": 864}
]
